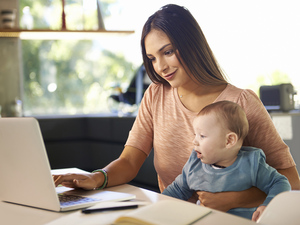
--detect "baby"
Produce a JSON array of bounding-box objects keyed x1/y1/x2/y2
[{"x1": 163, "y1": 100, "x2": 291, "y2": 221}]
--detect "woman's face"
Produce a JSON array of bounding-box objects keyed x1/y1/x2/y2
[{"x1": 144, "y1": 29, "x2": 191, "y2": 88}]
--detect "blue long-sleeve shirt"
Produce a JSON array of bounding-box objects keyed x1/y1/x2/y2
[{"x1": 162, "y1": 147, "x2": 291, "y2": 219}]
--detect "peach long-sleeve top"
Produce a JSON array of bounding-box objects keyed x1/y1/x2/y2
[{"x1": 125, "y1": 83, "x2": 295, "y2": 192}]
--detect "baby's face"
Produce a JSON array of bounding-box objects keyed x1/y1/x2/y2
[{"x1": 192, "y1": 114, "x2": 228, "y2": 165}]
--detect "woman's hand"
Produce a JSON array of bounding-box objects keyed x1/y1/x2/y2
[
  {"x1": 252, "y1": 205, "x2": 266, "y2": 222},
  {"x1": 196, "y1": 187, "x2": 266, "y2": 212},
  {"x1": 52, "y1": 146, "x2": 148, "y2": 191},
  {"x1": 53, "y1": 172, "x2": 104, "y2": 190},
  {"x1": 196, "y1": 191, "x2": 235, "y2": 212}
]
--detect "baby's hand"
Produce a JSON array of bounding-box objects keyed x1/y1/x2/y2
[{"x1": 252, "y1": 205, "x2": 266, "y2": 222}]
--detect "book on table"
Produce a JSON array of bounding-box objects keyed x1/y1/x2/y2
[{"x1": 114, "y1": 199, "x2": 211, "y2": 225}]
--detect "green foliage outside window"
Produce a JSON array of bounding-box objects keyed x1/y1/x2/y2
[
  {"x1": 22, "y1": 39, "x2": 135, "y2": 115},
  {"x1": 20, "y1": 0, "x2": 137, "y2": 116}
]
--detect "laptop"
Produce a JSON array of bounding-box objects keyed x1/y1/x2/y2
[{"x1": 0, "y1": 117, "x2": 135, "y2": 212}]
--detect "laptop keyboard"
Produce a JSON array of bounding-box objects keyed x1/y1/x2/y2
[{"x1": 58, "y1": 194, "x2": 99, "y2": 207}]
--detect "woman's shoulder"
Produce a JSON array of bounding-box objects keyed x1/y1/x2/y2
[
  {"x1": 142, "y1": 83, "x2": 160, "y2": 101},
  {"x1": 146, "y1": 83, "x2": 171, "y2": 94},
  {"x1": 221, "y1": 83, "x2": 257, "y2": 97},
  {"x1": 141, "y1": 83, "x2": 174, "y2": 108},
  {"x1": 148, "y1": 83, "x2": 171, "y2": 92},
  {"x1": 144, "y1": 83, "x2": 173, "y2": 100},
  {"x1": 218, "y1": 83, "x2": 261, "y2": 105}
]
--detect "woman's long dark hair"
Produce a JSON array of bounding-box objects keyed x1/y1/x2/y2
[{"x1": 141, "y1": 4, "x2": 228, "y2": 85}]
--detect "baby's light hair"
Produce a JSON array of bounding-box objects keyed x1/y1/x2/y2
[{"x1": 198, "y1": 101, "x2": 249, "y2": 141}]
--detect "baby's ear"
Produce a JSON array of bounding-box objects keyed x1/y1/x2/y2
[{"x1": 226, "y1": 132, "x2": 238, "y2": 148}]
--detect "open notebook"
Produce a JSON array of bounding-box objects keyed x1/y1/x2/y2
[
  {"x1": 0, "y1": 117, "x2": 135, "y2": 212},
  {"x1": 114, "y1": 199, "x2": 212, "y2": 225}
]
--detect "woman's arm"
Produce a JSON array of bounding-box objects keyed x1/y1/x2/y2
[
  {"x1": 196, "y1": 166, "x2": 300, "y2": 212},
  {"x1": 103, "y1": 146, "x2": 148, "y2": 187},
  {"x1": 278, "y1": 166, "x2": 300, "y2": 190},
  {"x1": 197, "y1": 187, "x2": 266, "y2": 212},
  {"x1": 53, "y1": 146, "x2": 148, "y2": 190}
]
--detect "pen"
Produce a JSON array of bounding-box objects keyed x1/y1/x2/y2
[{"x1": 82, "y1": 204, "x2": 138, "y2": 214}]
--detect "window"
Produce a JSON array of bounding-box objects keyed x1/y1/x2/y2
[
  {"x1": 20, "y1": 0, "x2": 300, "y2": 116},
  {"x1": 22, "y1": 38, "x2": 136, "y2": 115},
  {"x1": 20, "y1": 0, "x2": 138, "y2": 116}
]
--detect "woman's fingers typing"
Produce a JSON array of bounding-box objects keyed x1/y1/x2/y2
[{"x1": 52, "y1": 173, "x2": 101, "y2": 190}]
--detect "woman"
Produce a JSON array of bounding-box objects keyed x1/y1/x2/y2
[{"x1": 54, "y1": 4, "x2": 299, "y2": 212}]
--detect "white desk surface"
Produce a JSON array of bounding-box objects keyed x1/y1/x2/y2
[{"x1": 0, "y1": 184, "x2": 256, "y2": 225}]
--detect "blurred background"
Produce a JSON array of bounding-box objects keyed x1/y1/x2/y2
[{"x1": 0, "y1": 0, "x2": 299, "y2": 116}]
